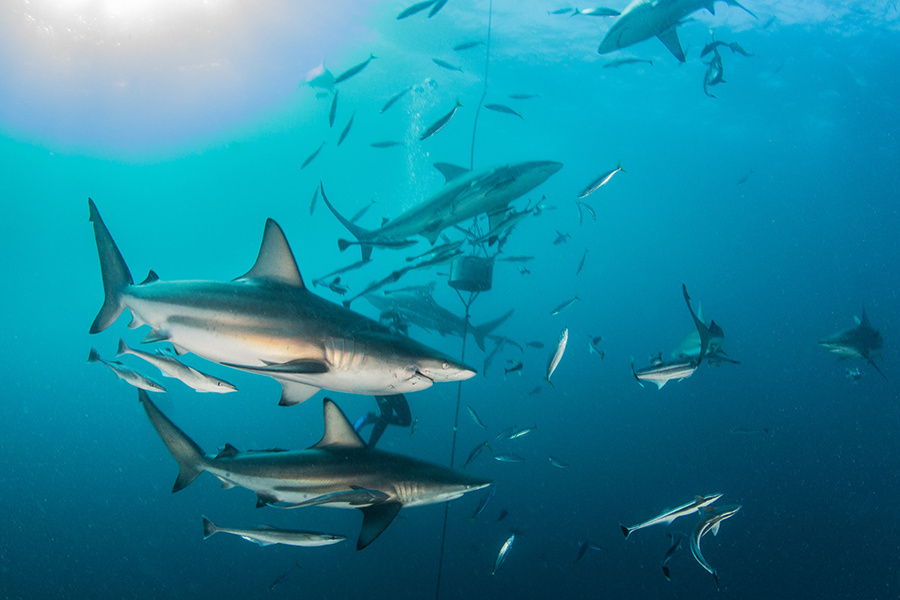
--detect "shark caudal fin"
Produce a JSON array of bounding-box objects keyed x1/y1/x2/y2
[
  {"x1": 201, "y1": 516, "x2": 220, "y2": 540},
  {"x1": 88, "y1": 199, "x2": 134, "y2": 334},
  {"x1": 319, "y1": 182, "x2": 376, "y2": 262},
  {"x1": 138, "y1": 389, "x2": 206, "y2": 492},
  {"x1": 472, "y1": 309, "x2": 514, "y2": 352},
  {"x1": 725, "y1": 0, "x2": 757, "y2": 19},
  {"x1": 682, "y1": 284, "x2": 711, "y2": 366}
]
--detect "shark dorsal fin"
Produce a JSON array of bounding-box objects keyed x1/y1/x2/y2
[
  {"x1": 657, "y1": 28, "x2": 686, "y2": 62},
  {"x1": 238, "y1": 219, "x2": 305, "y2": 288},
  {"x1": 140, "y1": 270, "x2": 160, "y2": 285},
  {"x1": 215, "y1": 443, "x2": 240, "y2": 459},
  {"x1": 434, "y1": 162, "x2": 471, "y2": 183},
  {"x1": 860, "y1": 307, "x2": 871, "y2": 327},
  {"x1": 313, "y1": 398, "x2": 366, "y2": 450}
]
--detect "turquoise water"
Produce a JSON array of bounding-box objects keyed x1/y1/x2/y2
[{"x1": 2, "y1": 1, "x2": 899, "y2": 598}]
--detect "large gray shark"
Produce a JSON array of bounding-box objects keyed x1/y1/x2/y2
[
  {"x1": 322, "y1": 161, "x2": 562, "y2": 261},
  {"x1": 88, "y1": 199, "x2": 475, "y2": 406},
  {"x1": 598, "y1": 0, "x2": 756, "y2": 62},
  {"x1": 364, "y1": 291, "x2": 513, "y2": 352},
  {"x1": 138, "y1": 390, "x2": 491, "y2": 549},
  {"x1": 818, "y1": 308, "x2": 886, "y2": 379}
]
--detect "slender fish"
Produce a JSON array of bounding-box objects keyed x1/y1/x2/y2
[
  {"x1": 492, "y1": 534, "x2": 516, "y2": 574},
  {"x1": 432, "y1": 58, "x2": 462, "y2": 72},
  {"x1": 454, "y1": 40, "x2": 484, "y2": 51},
  {"x1": 428, "y1": 0, "x2": 449, "y2": 17},
  {"x1": 464, "y1": 440, "x2": 491, "y2": 469},
  {"x1": 309, "y1": 184, "x2": 319, "y2": 216},
  {"x1": 546, "y1": 328, "x2": 568, "y2": 385},
  {"x1": 202, "y1": 517, "x2": 346, "y2": 547},
  {"x1": 396, "y1": 0, "x2": 436, "y2": 19},
  {"x1": 548, "y1": 456, "x2": 571, "y2": 468},
  {"x1": 493, "y1": 454, "x2": 525, "y2": 463},
  {"x1": 620, "y1": 493, "x2": 723, "y2": 539},
  {"x1": 420, "y1": 98, "x2": 462, "y2": 141},
  {"x1": 381, "y1": 87, "x2": 411, "y2": 113},
  {"x1": 468, "y1": 486, "x2": 495, "y2": 522},
  {"x1": 332, "y1": 53, "x2": 377, "y2": 84},
  {"x1": 551, "y1": 295, "x2": 580, "y2": 315},
  {"x1": 578, "y1": 161, "x2": 625, "y2": 198},
  {"x1": 576, "y1": 249, "x2": 588, "y2": 275},
  {"x1": 116, "y1": 338, "x2": 236, "y2": 393},
  {"x1": 661, "y1": 532, "x2": 683, "y2": 581},
  {"x1": 337, "y1": 112, "x2": 355, "y2": 146},
  {"x1": 328, "y1": 90, "x2": 338, "y2": 127},
  {"x1": 507, "y1": 93, "x2": 539, "y2": 99},
  {"x1": 301, "y1": 141, "x2": 325, "y2": 169},
  {"x1": 467, "y1": 405, "x2": 488, "y2": 429},
  {"x1": 88, "y1": 348, "x2": 166, "y2": 392},
  {"x1": 370, "y1": 140, "x2": 405, "y2": 148},
  {"x1": 484, "y1": 103, "x2": 524, "y2": 119}
]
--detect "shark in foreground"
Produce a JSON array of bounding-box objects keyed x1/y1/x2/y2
[
  {"x1": 690, "y1": 504, "x2": 741, "y2": 588},
  {"x1": 88, "y1": 199, "x2": 475, "y2": 406},
  {"x1": 139, "y1": 390, "x2": 491, "y2": 550},
  {"x1": 620, "y1": 493, "x2": 723, "y2": 539},
  {"x1": 598, "y1": 0, "x2": 756, "y2": 62},
  {"x1": 818, "y1": 308, "x2": 887, "y2": 380},
  {"x1": 322, "y1": 161, "x2": 562, "y2": 261}
]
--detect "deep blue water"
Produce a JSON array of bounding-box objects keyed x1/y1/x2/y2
[{"x1": 2, "y1": 1, "x2": 900, "y2": 598}]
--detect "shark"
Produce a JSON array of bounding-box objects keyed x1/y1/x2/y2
[
  {"x1": 364, "y1": 291, "x2": 513, "y2": 352},
  {"x1": 139, "y1": 390, "x2": 491, "y2": 550},
  {"x1": 673, "y1": 291, "x2": 740, "y2": 365},
  {"x1": 682, "y1": 284, "x2": 732, "y2": 366},
  {"x1": 632, "y1": 355, "x2": 697, "y2": 389},
  {"x1": 620, "y1": 493, "x2": 723, "y2": 538},
  {"x1": 818, "y1": 308, "x2": 886, "y2": 379},
  {"x1": 598, "y1": 0, "x2": 756, "y2": 62},
  {"x1": 88, "y1": 199, "x2": 475, "y2": 406},
  {"x1": 321, "y1": 161, "x2": 562, "y2": 261}
]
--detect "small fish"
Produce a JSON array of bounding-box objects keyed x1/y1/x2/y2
[
  {"x1": 507, "y1": 426, "x2": 536, "y2": 440},
  {"x1": 573, "y1": 541, "x2": 603, "y2": 564},
  {"x1": 632, "y1": 359, "x2": 697, "y2": 389},
  {"x1": 328, "y1": 90, "x2": 339, "y2": 127},
  {"x1": 309, "y1": 185, "x2": 319, "y2": 216},
  {"x1": 420, "y1": 98, "x2": 462, "y2": 141},
  {"x1": 504, "y1": 361, "x2": 524, "y2": 378},
  {"x1": 268, "y1": 562, "x2": 303, "y2": 591},
  {"x1": 736, "y1": 168, "x2": 754, "y2": 185},
  {"x1": 621, "y1": 493, "x2": 724, "y2": 539},
  {"x1": 89, "y1": 348, "x2": 167, "y2": 392},
  {"x1": 410, "y1": 417, "x2": 419, "y2": 435},
  {"x1": 381, "y1": 87, "x2": 411, "y2": 113},
  {"x1": 467, "y1": 405, "x2": 488, "y2": 429},
  {"x1": 495, "y1": 509, "x2": 509, "y2": 522},
  {"x1": 553, "y1": 230, "x2": 571, "y2": 245},
  {"x1": 546, "y1": 328, "x2": 569, "y2": 385},
  {"x1": 551, "y1": 295, "x2": 579, "y2": 315},
  {"x1": 492, "y1": 534, "x2": 516, "y2": 575},
  {"x1": 578, "y1": 161, "x2": 625, "y2": 198},
  {"x1": 350, "y1": 200, "x2": 375, "y2": 224},
  {"x1": 396, "y1": 0, "x2": 436, "y2": 19},
  {"x1": 603, "y1": 58, "x2": 654, "y2": 68},
  {"x1": 690, "y1": 504, "x2": 741, "y2": 588},
  {"x1": 301, "y1": 141, "x2": 325, "y2": 169},
  {"x1": 549, "y1": 7, "x2": 574, "y2": 14},
  {"x1": 507, "y1": 93, "x2": 539, "y2": 100},
  {"x1": 432, "y1": 58, "x2": 463, "y2": 72},
  {"x1": 498, "y1": 255, "x2": 534, "y2": 263},
  {"x1": 454, "y1": 40, "x2": 484, "y2": 51},
  {"x1": 576, "y1": 249, "x2": 588, "y2": 275},
  {"x1": 464, "y1": 440, "x2": 491, "y2": 468},
  {"x1": 526, "y1": 341, "x2": 545, "y2": 349},
  {"x1": 527, "y1": 385, "x2": 542, "y2": 396},
  {"x1": 337, "y1": 238, "x2": 416, "y2": 252},
  {"x1": 116, "y1": 338, "x2": 237, "y2": 393},
  {"x1": 493, "y1": 454, "x2": 525, "y2": 463},
  {"x1": 492, "y1": 426, "x2": 516, "y2": 443},
  {"x1": 370, "y1": 140, "x2": 405, "y2": 148},
  {"x1": 661, "y1": 533, "x2": 683, "y2": 581},
  {"x1": 332, "y1": 52, "x2": 377, "y2": 84},
  {"x1": 548, "y1": 456, "x2": 571, "y2": 469},
  {"x1": 587, "y1": 335, "x2": 603, "y2": 359},
  {"x1": 327, "y1": 277, "x2": 349, "y2": 296},
  {"x1": 484, "y1": 104, "x2": 524, "y2": 119},
  {"x1": 846, "y1": 367, "x2": 862, "y2": 382},
  {"x1": 202, "y1": 517, "x2": 346, "y2": 547},
  {"x1": 572, "y1": 6, "x2": 620, "y2": 16},
  {"x1": 428, "y1": 0, "x2": 449, "y2": 17},
  {"x1": 337, "y1": 112, "x2": 355, "y2": 146},
  {"x1": 468, "y1": 486, "x2": 495, "y2": 522},
  {"x1": 518, "y1": 267, "x2": 531, "y2": 275},
  {"x1": 576, "y1": 200, "x2": 596, "y2": 221}
]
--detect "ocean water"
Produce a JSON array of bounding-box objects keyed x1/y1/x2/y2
[{"x1": 2, "y1": 1, "x2": 899, "y2": 598}]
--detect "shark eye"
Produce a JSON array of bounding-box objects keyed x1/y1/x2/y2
[{"x1": 442, "y1": 361, "x2": 449, "y2": 370}]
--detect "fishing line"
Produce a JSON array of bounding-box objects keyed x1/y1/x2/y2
[{"x1": 469, "y1": 0, "x2": 493, "y2": 169}]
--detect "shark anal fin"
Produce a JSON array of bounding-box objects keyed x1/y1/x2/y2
[
  {"x1": 657, "y1": 28, "x2": 686, "y2": 62},
  {"x1": 357, "y1": 501, "x2": 402, "y2": 550},
  {"x1": 142, "y1": 329, "x2": 170, "y2": 344},
  {"x1": 278, "y1": 381, "x2": 321, "y2": 406}
]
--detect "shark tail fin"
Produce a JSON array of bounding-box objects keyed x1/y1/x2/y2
[
  {"x1": 867, "y1": 356, "x2": 889, "y2": 380},
  {"x1": 202, "y1": 516, "x2": 220, "y2": 540},
  {"x1": 138, "y1": 389, "x2": 206, "y2": 493},
  {"x1": 88, "y1": 199, "x2": 134, "y2": 334},
  {"x1": 319, "y1": 182, "x2": 375, "y2": 262},
  {"x1": 620, "y1": 524, "x2": 631, "y2": 539},
  {"x1": 472, "y1": 309, "x2": 514, "y2": 352},
  {"x1": 726, "y1": 0, "x2": 757, "y2": 18}
]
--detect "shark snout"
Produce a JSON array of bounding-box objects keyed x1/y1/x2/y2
[{"x1": 414, "y1": 357, "x2": 477, "y2": 382}]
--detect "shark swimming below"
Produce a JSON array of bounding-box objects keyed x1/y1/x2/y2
[
  {"x1": 598, "y1": 0, "x2": 756, "y2": 62},
  {"x1": 139, "y1": 390, "x2": 491, "y2": 550},
  {"x1": 818, "y1": 308, "x2": 886, "y2": 379},
  {"x1": 87, "y1": 199, "x2": 475, "y2": 406},
  {"x1": 321, "y1": 160, "x2": 562, "y2": 261}
]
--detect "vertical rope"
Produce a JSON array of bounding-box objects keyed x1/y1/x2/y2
[{"x1": 469, "y1": 0, "x2": 493, "y2": 170}]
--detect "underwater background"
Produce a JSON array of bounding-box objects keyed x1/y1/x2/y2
[{"x1": 2, "y1": 0, "x2": 900, "y2": 598}]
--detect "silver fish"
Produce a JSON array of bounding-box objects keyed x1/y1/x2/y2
[
  {"x1": 396, "y1": 0, "x2": 436, "y2": 19},
  {"x1": 333, "y1": 52, "x2": 377, "y2": 85},
  {"x1": 337, "y1": 112, "x2": 355, "y2": 147},
  {"x1": 492, "y1": 534, "x2": 516, "y2": 574},
  {"x1": 546, "y1": 328, "x2": 568, "y2": 385},
  {"x1": 380, "y1": 87, "x2": 411, "y2": 113},
  {"x1": 577, "y1": 161, "x2": 625, "y2": 198},
  {"x1": 202, "y1": 516, "x2": 345, "y2": 547},
  {"x1": 467, "y1": 405, "x2": 488, "y2": 429},
  {"x1": 88, "y1": 348, "x2": 166, "y2": 392},
  {"x1": 484, "y1": 103, "x2": 524, "y2": 119},
  {"x1": 328, "y1": 90, "x2": 338, "y2": 127},
  {"x1": 419, "y1": 98, "x2": 462, "y2": 141},
  {"x1": 550, "y1": 295, "x2": 580, "y2": 315},
  {"x1": 301, "y1": 141, "x2": 325, "y2": 169}
]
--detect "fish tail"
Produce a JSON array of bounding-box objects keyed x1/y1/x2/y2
[
  {"x1": 138, "y1": 389, "x2": 207, "y2": 493},
  {"x1": 617, "y1": 159, "x2": 626, "y2": 173},
  {"x1": 472, "y1": 309, "x2": 514, "y2": 352},
  {"x1": 319, "y1": 182, "x2": 375, "y2": 262},
  {"x1": 202, "y1": 516, "x2": 220, "y2": 540},
  {"x1": 620, "y1": 524, "x2": 631, "y2": 539},
  {"x1": 88, "y1": 347, "x2": 102, "y2": 363},
  {"x1": 116, "y1": 337, "x2": 131, "y2": 358},
  {"x1": 88, "y1": 199, "x2": 134, "y2": 333}
]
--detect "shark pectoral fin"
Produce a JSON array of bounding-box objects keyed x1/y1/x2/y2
[
  {"x1": 422, "y1": 225, "x2": 443, "y2": 245},
  {"x1": 655, "y1": 380, "x2": 667, "y2": 390},
  {"x1": 236, "y1": 219, "x2": 305, "y2": 288},
  {"x1": 278, "y1": 381, "x2": 321, "y2": 406},
  {"x1": 142, "y1": 329, "x2": 170, "y2": 343},
  {"x1": 710, "y1": 522, "x2": 721, "y2": 536},
  {"x1": 312, "y1": 399, "x2": 367, "y2": 449},
  {"x1": 256, "y1": 492, "x2": 279, "y2": 508},
  {"x1": 357, "y1": 501, "x2": 402, "y2": 550},
  {"x1": 657, "y1": 28, "x2": 686, "y2": 62}
]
